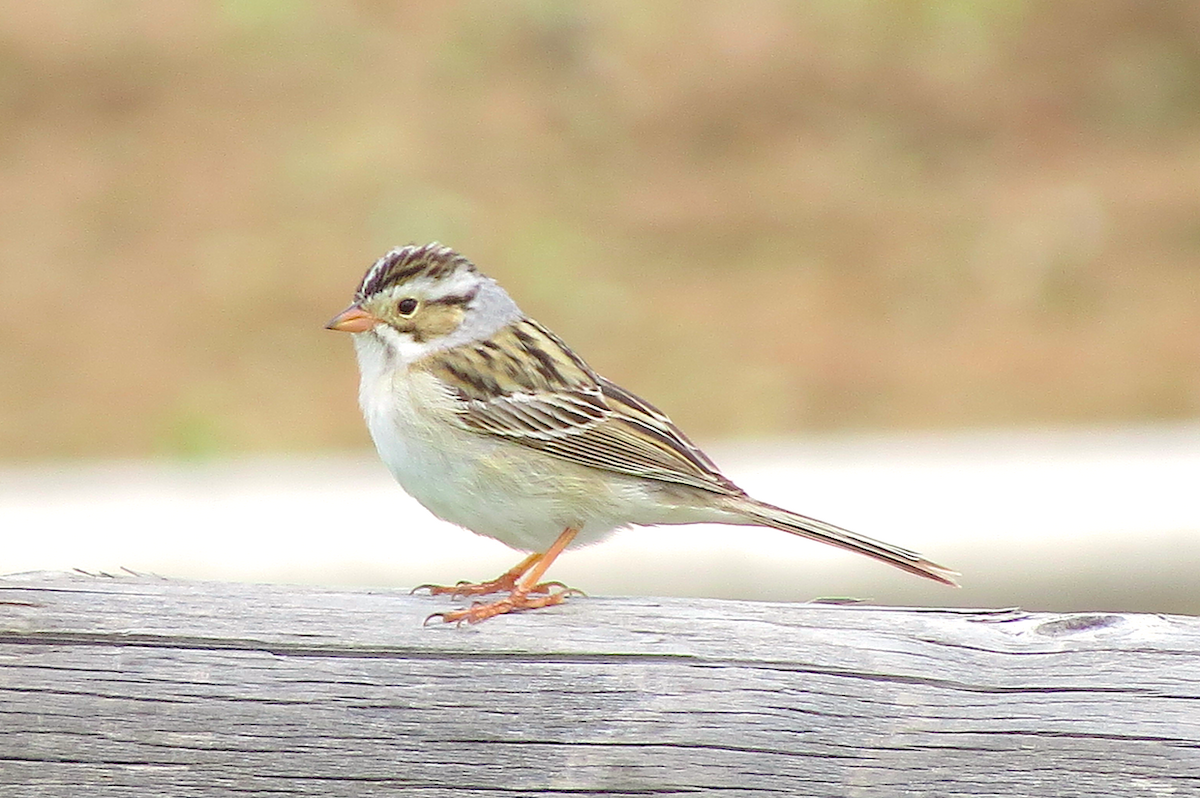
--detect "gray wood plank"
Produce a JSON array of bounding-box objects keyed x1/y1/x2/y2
[{"x1": 0, "y1": 571, "x2": 1197, "y2": 796}]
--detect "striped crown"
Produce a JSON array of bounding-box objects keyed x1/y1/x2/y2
[{"x1": 355, "y1": 243, "x2": 476, "y2": 301}]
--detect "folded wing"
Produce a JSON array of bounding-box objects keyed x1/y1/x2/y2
[{"x1": 421, "y1": 318, "x2": 744, "y2": 496}]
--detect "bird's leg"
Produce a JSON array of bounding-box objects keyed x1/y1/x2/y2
[
  {"x1": 430, "y1": 527, "x2": 581, "y2": 625},
  {"x1": 413, "y1": 551, "x2": 544, "y2": 597}
]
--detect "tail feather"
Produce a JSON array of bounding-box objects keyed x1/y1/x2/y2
[{"x1": 738, "y1": 499, "x2": 960, "y2": 587}]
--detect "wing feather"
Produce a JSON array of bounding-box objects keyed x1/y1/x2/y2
[{"x1": 419, "y1": 319, "x2": 743, "y2": 496}]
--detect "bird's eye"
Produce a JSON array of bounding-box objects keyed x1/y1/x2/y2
[{"x1": 397, "y1": 298, "x2": 419, "y2": 316}]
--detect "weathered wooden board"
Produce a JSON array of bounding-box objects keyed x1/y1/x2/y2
[{"x1": 0, "y1": 571, "x2": 1197, "y2": 797}]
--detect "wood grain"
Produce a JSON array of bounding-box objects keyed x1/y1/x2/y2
[{"x1": 0, "y1": 571, "x2": 1197, "y2": 796}]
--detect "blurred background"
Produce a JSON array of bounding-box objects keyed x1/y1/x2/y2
[{"x1": 2, "y1": 1, "x2": 1198, "y2": 614}]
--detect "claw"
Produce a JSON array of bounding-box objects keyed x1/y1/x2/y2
[{"x1": 526, "y1": 581, "x2": 586, "y2": 597}]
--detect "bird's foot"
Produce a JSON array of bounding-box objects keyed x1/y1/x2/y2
[
  {"x1": 412, "y1": 552, "x2": 551, "y2": 597},
  {"x1": 413, "y1": 575, "x2": 518, "y2": 597},
  {"x1": 425, "y1": 586, "x2": 581, "y2": 626},
  {"x1": 413, "y1": 577, "x2": 568, "y2": 598}
]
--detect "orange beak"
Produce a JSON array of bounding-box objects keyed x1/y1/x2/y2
[{"x1": 325, "y1": 304, "x2": 379, "y2": 333}]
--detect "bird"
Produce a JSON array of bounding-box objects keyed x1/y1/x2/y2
[{"x1": 326, "y1": 243, "x2": 958, "y2": 624}]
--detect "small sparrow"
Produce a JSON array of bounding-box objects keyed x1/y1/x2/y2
[{"x1": 327, "y1": 244, "x2": 957, "y2": 624}]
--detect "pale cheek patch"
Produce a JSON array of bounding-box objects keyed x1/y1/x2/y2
[{"x1": 411, "y1": 304, "x2": 467, "y2": 343}]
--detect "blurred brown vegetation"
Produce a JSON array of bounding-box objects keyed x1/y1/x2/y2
[{"x1": 2, "y1": 0, "x2": 1199, "y2": 460}]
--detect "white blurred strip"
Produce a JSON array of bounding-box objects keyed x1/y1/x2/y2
[{"x1": 1, "y1": 425, "x2": 1198, "y2": 602}]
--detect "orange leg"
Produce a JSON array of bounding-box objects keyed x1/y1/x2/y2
[
  {"x1": 413, "y1": 551, "x2": 550, "y2": 597},
  {"x1": 429, "y1": 527, "x2": 581, "y2": 625}
]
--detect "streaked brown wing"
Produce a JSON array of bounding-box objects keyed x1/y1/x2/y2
[
  {"x1": 422, "y1": 319, "x2": 744, "y2": 496},
  {"x1": 592, "y1": 376, "x2": 740, "y2": 493}
]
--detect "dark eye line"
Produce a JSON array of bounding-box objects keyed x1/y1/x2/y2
[{"x1": 425, "y1": 288, "x2": 479, "y2": 307}]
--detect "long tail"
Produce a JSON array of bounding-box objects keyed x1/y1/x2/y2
[{"x1": 736, "y1": 498, "x2": 960, "y2": 587}]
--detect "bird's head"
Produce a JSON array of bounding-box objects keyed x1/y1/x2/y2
[{"x1": 326, "y1": 243, "x2": 520, "y2": 362}]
